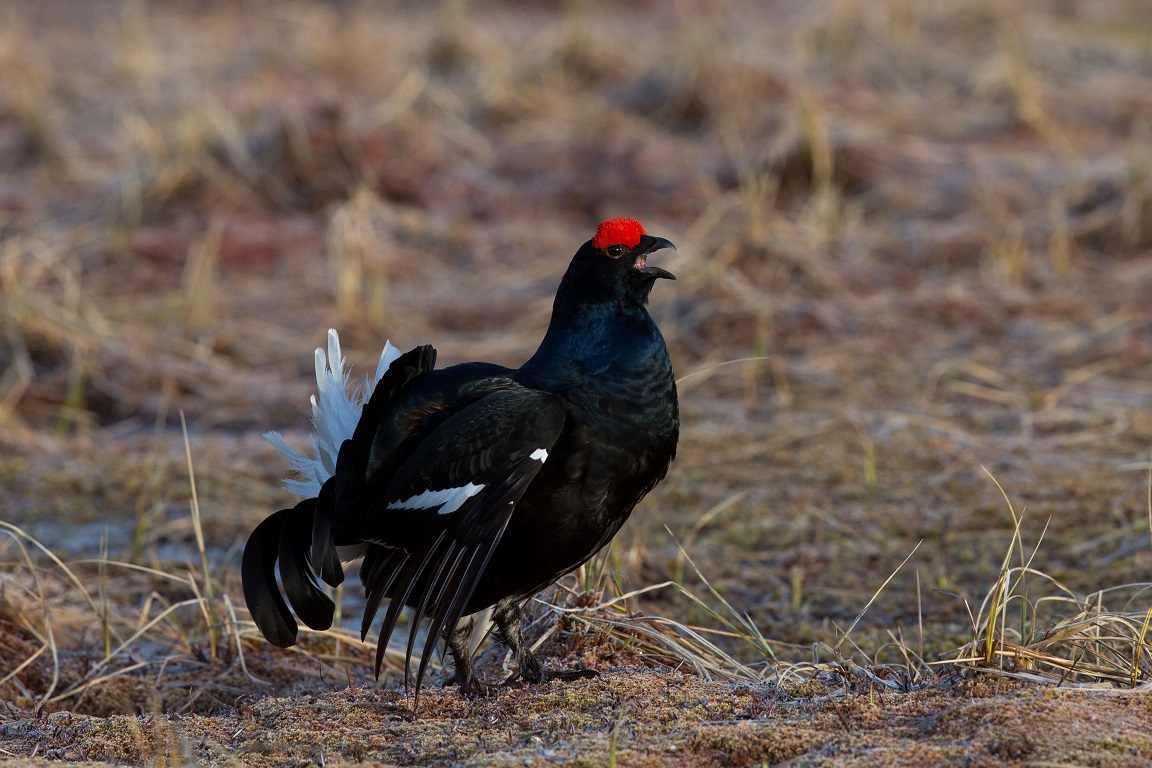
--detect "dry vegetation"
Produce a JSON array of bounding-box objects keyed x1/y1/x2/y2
[{"x1": 1, "y1": 0, "x2": 1152, "y2": 765}]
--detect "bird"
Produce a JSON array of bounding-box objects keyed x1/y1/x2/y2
[{"x1": 242, "y1": 217, "x2": 679, "y2": 699}]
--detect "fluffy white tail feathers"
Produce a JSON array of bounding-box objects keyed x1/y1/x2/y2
[{"x1": 265, "y1": 329, "x2": 402, "y2": 497}]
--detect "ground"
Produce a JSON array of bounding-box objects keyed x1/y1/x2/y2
[{"x1": 1, "y1": 1, "x2": 1151, "y2": 766}]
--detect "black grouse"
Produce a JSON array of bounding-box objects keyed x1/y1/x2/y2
[{"x1": 243, "y1": 218, "x2": 679, "y2": 697}]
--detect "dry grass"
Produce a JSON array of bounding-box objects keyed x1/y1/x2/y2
[
  {"x1": 940, "y1": 468, "x2": 1152, "y2": 688},
  {"x1": 2, "y1": 0, "x2": 1152, "y2": 764}
]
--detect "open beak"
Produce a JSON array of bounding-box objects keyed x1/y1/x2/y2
[{"x1": 634, "y1": 236, "x2": 676, "y2": 280}]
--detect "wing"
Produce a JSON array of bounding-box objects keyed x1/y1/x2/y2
[
  {"x1": 318, "y1": 358, "x2": 516, "y2": 584},
  {"x1": 356, "y1": 385, "x2": 566, "y2": 692}
]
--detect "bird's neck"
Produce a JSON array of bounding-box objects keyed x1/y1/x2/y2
[{"x1": 518, "y1": 295, "x2": 660, "y2": 387}]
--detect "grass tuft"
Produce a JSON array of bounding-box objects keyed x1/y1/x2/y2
[{"x1": 938, "y1": 471, "x2": 1152, "y2": 688}]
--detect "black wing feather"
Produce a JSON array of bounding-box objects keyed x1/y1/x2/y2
[
  {"x1": 411, "y1": 501, "x2": 516, "y2": 698},
  {"x1": 406, "y1": 541, "x2": 468, "y2": 691},
  {"x1": 372, "y1": 529, "x2": 448, "y2": 675},
  {"x1": 359, "y1": 545, "x2": 407, "y2": 637}
]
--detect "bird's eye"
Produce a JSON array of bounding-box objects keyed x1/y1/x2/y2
[{"x1": 606, "y1": 245, "x2": 625, "y2": 257}]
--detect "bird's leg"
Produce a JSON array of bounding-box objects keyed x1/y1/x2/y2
[
  {"x1": 441, "y1": 617, "x2": 497, "y2": 697},
  {"x1": 492, "y1": 598, "x2": 598, "y2": 686}
]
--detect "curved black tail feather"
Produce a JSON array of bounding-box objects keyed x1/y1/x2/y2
[{"x1": 241, "y1": 509, "x2": 297, "y2": 648}]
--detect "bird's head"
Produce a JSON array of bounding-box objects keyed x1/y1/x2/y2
[{"x1": 561, "y1": 218, "x2": 676, "y2": 307}]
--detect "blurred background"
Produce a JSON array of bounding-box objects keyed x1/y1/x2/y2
[{"x1": 1, "y1": 0, "x2": 1151, "y2": 713}]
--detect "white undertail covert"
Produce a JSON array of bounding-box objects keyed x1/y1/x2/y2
[{"x1": 264, "y1": 329, "x2": 401, "y2": 497}]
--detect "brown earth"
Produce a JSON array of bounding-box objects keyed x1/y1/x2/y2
[
  {"x1": 1, "y1": 1, "x2": 1151, "y2": 766},
  {"x1": 3, "y1": 676, "x2": 1152, "y2": 767}
]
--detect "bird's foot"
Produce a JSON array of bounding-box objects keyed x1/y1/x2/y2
[
  {"x1": 442, "y1": 672, "x2": 499, "y2": 698},
  {"x1": 503, "y1": 666, "x2": 599, "y2": 687},
  {"x1": 542, "y1": 667, "x2": 600, "y2": 683}
]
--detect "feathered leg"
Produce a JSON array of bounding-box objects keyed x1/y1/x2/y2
[
  {"x1": 443, "y1": 617, "x2": 498, "y2": 697},
  {"x1": 442, "y1": 599, "x2": 598, "y2": 697},
  {"x1": 491, "y1": 598, "x2": 598, "y2": 686}
]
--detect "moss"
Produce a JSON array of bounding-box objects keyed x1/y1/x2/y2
[
  {"x1": 685, "y1": 723, "x2": 829, "y2": 765},
  {"x1": 1092, "y1": 738, "x2": 1151, "y2": 757},
  {"x1": 781, "y1": 679, "x2": 831, "y2": 699}
]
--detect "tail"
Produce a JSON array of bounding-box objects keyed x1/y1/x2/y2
[
  {"x1": 242, "y1": 500, "x2": 333, "y2": 646},
  {"x1": 243, "y1": 332, "x2": 436, "y2": 648}
]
